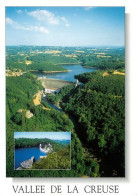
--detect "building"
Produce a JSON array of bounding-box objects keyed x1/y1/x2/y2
[{"x1": 44, "y1": 88, "x2": 56, "y2": 94}]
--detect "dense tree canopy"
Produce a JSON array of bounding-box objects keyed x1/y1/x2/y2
[
  {"x1": 6, "y1": 46, "x2": 125, "y2": 71},
  {"x1": 6, "y1": 46, "x2": 125, "y2": 177},
  {"x1": 47, "y1": 71, "x2": 125, "y2": 176},
  {"x1": 32, "y1": 145, "x2": 71, "y2": 170},
  {"x1": 15, "y1": 138, "x2": 66, "y2": 152},
  {"x1": 6, "y1": 72, "x2": 99, "y2": 177}
]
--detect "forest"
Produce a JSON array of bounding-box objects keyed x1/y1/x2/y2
[
  {"x1": 47, "y1": 71, "x2": 125, "y2": 176},
  {"x1": 6, "y1": 46, "x2": 125, "y2": 177},
  {"x1": 77, "y1": 48, "x2": 125, "y2": 69},
  {"x1": 6, "y1": 46, "x2": 125, "y2": 72},
  {"x1": 7, "y1": 72, "x2": 99, "y2": 177},
  {"x1": 6, "y1": 46, "x2": 79, "y2": 72},
  {"x1": 32, "y1": 145, "x2": 71, "y2": 170},
  {"x1": 15, "y1": 137, "x2": 67, "y2": 152}
]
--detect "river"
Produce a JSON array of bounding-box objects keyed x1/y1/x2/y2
[
  {"x1": 42, "y1": 96, "x2": 62, "y2": 112},
  {"x1": 15, "y1": 147, "x2": 47, "y2": 169},
  {"x1": 33, "y1": 64, "x2": 98, "y2": 111},
  {"x1": 32, "y1": 64, "x2": 98, "y2": 82}
]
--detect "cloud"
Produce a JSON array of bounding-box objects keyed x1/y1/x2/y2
[
  {"x1": 61, "y1": 17, "x2": 70, "y2": 27},
  {"x1": 6, "y1": 17, "x2": 14, "y2": 25},
  {"x1": 84, "y1": 7, "x2": 94, "y2": 11},
  {"x1": 27, "y1": 9, "x2": 70, "y2": 27},
  {"x1": 16, "y1": 10, "x2": 23, "y2": 14},
  {"x1": 31, "y1": 26, "x2": 49, "y2": 34},
  {"x1": 6, "y1": 17, "x2": 49, "y2": 34},
  {"x1": 27, "y1": 9, "x2": 59, "y2": 25}
]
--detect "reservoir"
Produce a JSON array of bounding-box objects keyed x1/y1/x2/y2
[
  {"x1": 15, "y1": 147, "x2": 47, "y2": 169},
  {"x1": 32, "y1": 64, "x2": 98, "y2": 82}
]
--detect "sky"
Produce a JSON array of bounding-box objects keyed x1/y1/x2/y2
[
  {"x1": 6, "y1": 7, "x2": 125, "y2": 47},
  {"x1": 14, "y1": 132, "x2": 71, "y2": 140}
]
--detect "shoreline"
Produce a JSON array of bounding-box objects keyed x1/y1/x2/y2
[
  {"x1": 54, "y1": 62, "x2": 81, "y2": 65},
  {"x1": 29, "y1": 70, "x2": 70, "y2": 73},
  {"x1": 82, "y1": 66, "x2": 100, "y2": 69}
]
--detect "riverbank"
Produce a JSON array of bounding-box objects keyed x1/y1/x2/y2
[
  {"x1": 31, "y1": 64, "x2": 98, "y2": 82},
  {"x1": 15, "y1": 146, "x2": 47, "y2": 169},
  {"x1": 30, "y1": 70, "x2": 70, "y2": 73},
  {"x1": 54, "y1": 62, "x2": 81, "y2": 65},
  {"x1": 43, "y1": 96, "x2": 62, "y2": 112},
  {"x1": 83, "y1": 66, "x2": 100, "y2": 69}
]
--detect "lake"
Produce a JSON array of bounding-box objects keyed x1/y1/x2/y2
[
  {"x1": 32, "y1": 64, "x2": 98, "y2": 82},
  {"x1": 15, "y1": 147, "x2": 47, "y2": 169}
]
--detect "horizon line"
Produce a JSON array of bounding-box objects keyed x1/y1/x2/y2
[
  {"x1": 6, "y1": 45, "x2": 125, "y2": 48},
  {"x1": 15, "y1": 137, "x2": 70, "y2": 140}
]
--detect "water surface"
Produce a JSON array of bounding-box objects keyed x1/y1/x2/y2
[
  {"x1": 15, "y1": 147, "x2": 47, "y2": 169},
  {"x1": 32, "y1": 64, "x2": 98, "y2": 82}
]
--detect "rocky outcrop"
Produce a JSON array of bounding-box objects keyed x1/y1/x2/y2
[
  {"x1": 18, "y1": 109, "x2": 34, "y2": 119},
  {"x1": 25, "y1": 110, "x2": 34, "y2": 118},
  {"x1": 40, "y1": 156, "x2": 47, "y2": 159},
  {"x1": 21, "y1": 156, "x2": 35, "y2": 169},
  {"x1": 39, "y1": 143, "x2": 53, "y2": 153},
  {"x1": 16, "y1": 167, "x2": 22, "y2": 170}
]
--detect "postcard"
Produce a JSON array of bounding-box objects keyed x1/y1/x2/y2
[{"x1": 6, "y1": 6, "x2": 125, "y2": 177}]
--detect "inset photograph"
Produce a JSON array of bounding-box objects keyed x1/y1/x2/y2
[{"x1": 14, "y1": 132, "x2": 71, "y2": 170}]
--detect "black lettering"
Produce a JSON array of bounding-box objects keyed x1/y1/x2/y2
[
  {"x1": 91, "y1": 185, "x2": 96, "y2": 193},
  {"x1": 115, "y1": 185, "x2": 119, "y2": 193},
  {"x1": 109, "y1": 185, "x2": 114, "y2": 193},
  {"x1": 51, "y1": 185, "x2": 62, "y2": 193},
  {"x1": 18, "y1": 186, "x2": 25, "y2": 193},
  {"x1": 84, "y1": 185, "x2": 91, "y2": 193},
  {"x1": 41, "y1": 185, "x2": 45, "y2": 193},
  {"x1": 12, "y1": 186, "x2": 18, "y2": 193}
]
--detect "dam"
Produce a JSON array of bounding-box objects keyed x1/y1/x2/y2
[{"x1": 38, "y1": 77, "x2": 73, "y2": 90}]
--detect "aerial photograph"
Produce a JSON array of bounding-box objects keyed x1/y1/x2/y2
[{"x1": 6, "y1": 7, "x2": 125, "y2": 177}]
